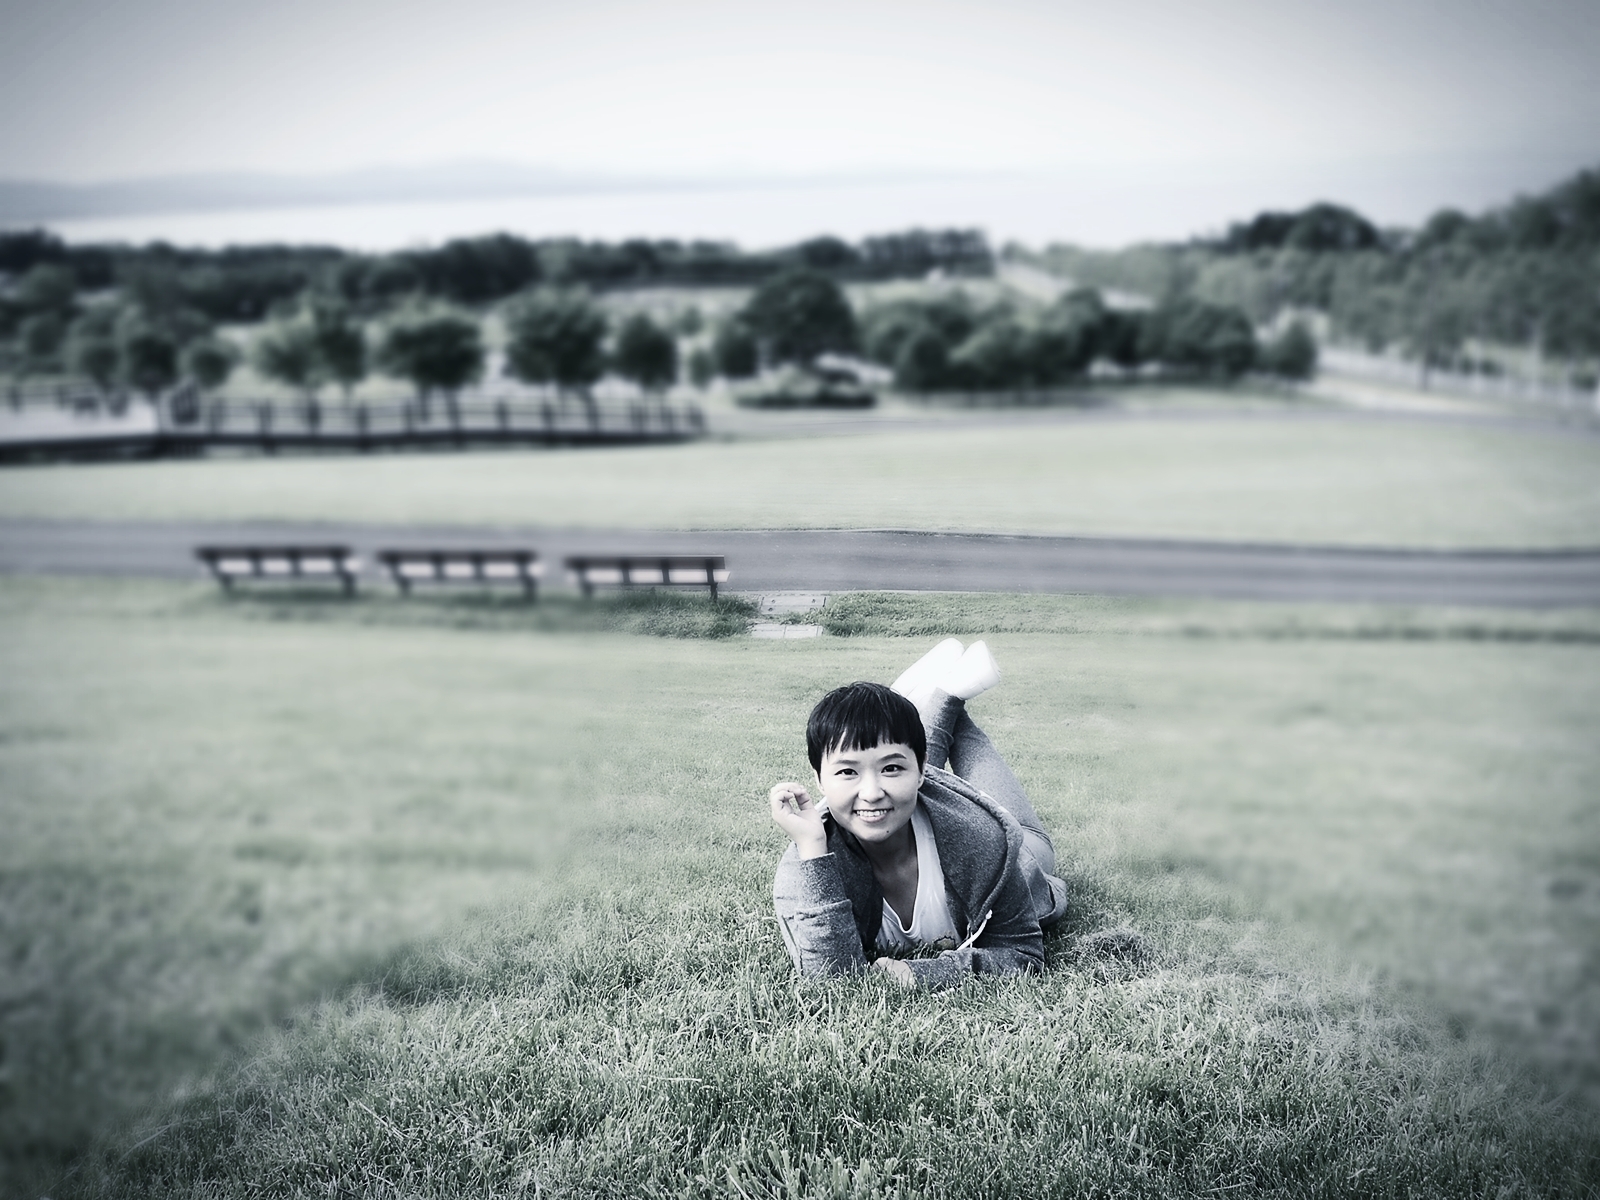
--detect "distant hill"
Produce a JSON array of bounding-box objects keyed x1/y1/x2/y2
[
  {"x1": 0, "y1": 163, "x2": 716, "y2": 223},
  {"x1": 1024, "y1": 164, "x2": 1600, "y2": 368}
]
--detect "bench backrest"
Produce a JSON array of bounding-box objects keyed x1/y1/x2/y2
[
  {"x1": 196, "y1": 546, "x2": 358, "y2": 577},
  {"x1": 377, "y1": 549, "x2": 543, "y2": 582},
  {"x1": 564, "y1": 555, "x2": 728, "y2": 586}
]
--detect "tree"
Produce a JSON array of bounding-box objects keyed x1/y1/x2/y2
[
  {"x1": 687, "y1": 346, "x2": 715, "y2": 388},
  {"x1": 66, "y1": 306, "x2": 121, "y2": 398},
  {"x1": 310, "y1": 301, "x2": 367, "y2": 402},
  {"x1": 1222, "y1": 203, "x2": 1381, "y2": 253},
  {"x1": 254, "y1": 319, "x2": 322, "y2": 401},
  {"x1": 118, "y1": 322, "x2": 178, "y2": 399},
  {"x1": 18, "y1": 313, "x2": 67, "y2": 377},
  {"x1": 183, "y1": 337, "x2": 238, "y2": 392},
  {"x1": 739, "y1": 269, "x2": 857, "y2": 366},
  {"x1": 69, "y1": 330, "x2": 120, "y2": 395},
  {"x1": 1096, "y1": 309, "x2": 1147, "y2": 369},
  {"x1": 379, "y1": 310, "x2": 484, "y2": 422},
  {"x1": 712, "y1": 320, "x2": 758, "y2": 379},
  {"x1": 17, "y1": 264, "x2": 77, "y2": 325},
  {"x1": 1144, "y1": 299, "x2": 1257, "y2": 378},
  {"x1": 613, "y1": 313, "x2": 678, "y2": 393},
  {"x1": 893, "y1": 327, "x2": 951, "y2": 391},
  {"x1": 859, "y1": 294, "x2": 977, "y2": 371},
  {"x1": 674, "y1": 306, "x2": 704, "y2": 337},
  {"x1": 502, "y1": 289, "x2": 606, "y2": 396},
  {"x1": 1031, "y1": 288, "x2": 1105, "y2": 382},
  {"x1": 947, "y1": 318, "x2": 1040, "y2": 390},
  {"x1": 1259, "y1": 321, "x2": 1318, "y2": 380},
  {"x1": 793, "y1": 236, "x2": 859, "y2": 271}
]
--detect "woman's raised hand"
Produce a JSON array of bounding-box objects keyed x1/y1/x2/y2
[{"x1": 769, "y1": 782, "x2": 828, "y2": 859}]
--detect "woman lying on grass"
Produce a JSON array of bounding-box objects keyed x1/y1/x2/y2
[{"x1": 770, "y1": 640, "x2": 1068, "y2": 988}]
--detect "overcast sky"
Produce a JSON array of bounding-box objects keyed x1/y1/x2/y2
[{"x1": 1, "y1": 0, "x2": 1596, "y2": 245}]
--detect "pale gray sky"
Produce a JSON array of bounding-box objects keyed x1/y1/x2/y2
[{"x1": 1, "y1": 0, "x2": 1596, "y2": 244}]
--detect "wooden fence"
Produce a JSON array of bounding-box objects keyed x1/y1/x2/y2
[{"x1": 0, "y1": 390, "x2": 707, "y2": 461}]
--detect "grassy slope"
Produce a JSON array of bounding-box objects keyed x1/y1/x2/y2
[
  {"x1": 3, "y1": 415, "x2": 1599, "y2": 547},
  {"x1": 4, "y1": 579, "x2": 1597, "y2": 1197}
]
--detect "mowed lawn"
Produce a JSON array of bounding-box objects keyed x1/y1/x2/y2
[
  {"x1": 3, "y1": 413, "x2": 1599, "y2": 547},
  {"x1": 3, "y1": 579, "x2": 1598, "y2": 1197}
]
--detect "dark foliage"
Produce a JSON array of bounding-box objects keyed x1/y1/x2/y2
[
  {"x1": 378, "y1": 311, "x2": 484, "y2": 398},
  {"x1": 612, "y1": 313, "x2": 678, "y2": 391},
  {"x1": 182, "y1": 337, "x2": 238, "y2": 392},
  {"x1": 740, "y1": 269, "x2": 858, "y2": 366},
  {"x1": 502, "y1": 290, "x2": 607, "y2": 392},
  {"x1": 1221, "y1": 203, "x2": 1383, "y2": 253},
  {"x1": 1033, "y1": 165, "x2": 1600, "y2": 366},
  {"x1": 119, "y1": 325, "x2": 179, "y2": 397},
  {"x1": 712, "y1": 320, "x2": 758, "y2": 379},
  {"x1": 1, "y1": 227, "x2": 992, "y2": 325},
  {"x1": 1143, "y1": 299, "x2": 1257, "y2": 377},
  {"x1": 860, "y1": 286, "x2": 1264, "y2": 391},
  {"x1": 1259, "y1": 321, "x2": 1318, "y2": 380}
]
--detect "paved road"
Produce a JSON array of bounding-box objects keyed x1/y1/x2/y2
[{"x1": 3, "y1": 519, "x2": 1598, "y2": 607}]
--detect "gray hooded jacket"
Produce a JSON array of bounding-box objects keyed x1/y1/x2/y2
[{"x1": 771, "y1": 766, "x2": 1047, "y2": 988}]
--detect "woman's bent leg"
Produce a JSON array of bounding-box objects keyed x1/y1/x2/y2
[
  {"x1": 918, "y1": 690, "x2": 1058, "y2": 879},
  {"x1": 946, "y1": 710, "x2": 1057, "y2": 878}
]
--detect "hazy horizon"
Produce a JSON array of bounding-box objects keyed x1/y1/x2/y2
[{"x1": 3, "y1": 0, "x2": 1596, "y2": 249}]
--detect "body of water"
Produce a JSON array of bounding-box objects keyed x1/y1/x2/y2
[{"x1": 32, "y1": 154, "x2": 1573, "y2": 251}]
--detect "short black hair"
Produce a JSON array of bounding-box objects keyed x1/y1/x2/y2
[{"x1": 806, "y1": 681, "x2": 927, "y2": 774}]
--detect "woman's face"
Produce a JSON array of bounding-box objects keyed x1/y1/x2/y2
[{"x1": 815, "y1": 740, "x2": 923, "y2": 846}]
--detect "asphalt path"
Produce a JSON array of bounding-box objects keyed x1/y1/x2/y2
[{"x1": 3, "y1": 519, "x2": 1599, "y2": 607}]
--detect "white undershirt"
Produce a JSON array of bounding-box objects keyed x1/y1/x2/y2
[{"x1": 876, "y1": 804, "x2": 959, "y2": 952}]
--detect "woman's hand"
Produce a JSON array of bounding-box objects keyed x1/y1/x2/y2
[
  {"x1": 872, "y1": 958, "x2": 917, "y2": 989},
  {"x1": 769, "y1": 782, "x2": 828, "y2": 859}
]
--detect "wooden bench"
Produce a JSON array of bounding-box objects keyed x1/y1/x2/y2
[
  {"x1": 377, "y1": 549, "x2": 542, "y2": 600},
  {"x1": 565, "y1": 554, "x2": 729, "y2": 600},
  {"x1": 196, "y1": 545, "x2": 360, "y2": 595}
]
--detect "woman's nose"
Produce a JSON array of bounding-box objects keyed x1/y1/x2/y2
[{"x1": 858, "y1": 773, "x2": 884, "y2": 800}]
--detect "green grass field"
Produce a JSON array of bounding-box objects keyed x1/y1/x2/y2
[
  {"x1": 4, "y1": 578, "x2": 1598, "y2": 1198},
  {"x1": 4, "y1": 413, "x2": 1599, "y2": 547}
]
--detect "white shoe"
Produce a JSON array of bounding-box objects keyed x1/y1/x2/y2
[
  {"x1": 936, "y1": 640, "x2": 1001, "y2": 701},
  {"x1": 891, "y1": 638, "x2": 964, "y2": 698}
]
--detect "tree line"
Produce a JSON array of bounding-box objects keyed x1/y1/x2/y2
[
  {"x1": 0, "y1": 227, "x2": 992, "y2": 322},
  {"x1": 1028, "y1": 166, "x2": 1600, "y2": 380},
  {"x1": 0, "y1": 256, "x2": 1312, "y2": 415}
]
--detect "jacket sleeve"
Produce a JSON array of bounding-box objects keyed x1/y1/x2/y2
[{"x1": 772, "y1": 847, "x2": 870, "y2": 977}]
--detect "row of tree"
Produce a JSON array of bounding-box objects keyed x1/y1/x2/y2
[
  {"x1": 0, "y1": 254, "x2": 1312, "y2": 408},
  {"x1": 0, "y1": 227, "x2": 993, "y2": 324},
  {"x1": 1030, "y1": 166, "x2": 1600, "y2": 374},
  {"x1": 701, "y1": 270, "x2": 1311, "y2": 389},
  {"x1": 864, "y1": 289, "x2": 1313, "y2": 391}
]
